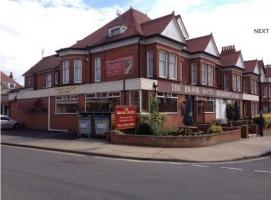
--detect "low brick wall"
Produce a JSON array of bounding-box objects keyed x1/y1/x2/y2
[{"x1": 110, "y1": 128, "x2": 241, "y2": 148}]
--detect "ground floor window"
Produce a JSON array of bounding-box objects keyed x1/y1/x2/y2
[
  {"x1": 129, "y1": 90, "x2": 140, "y2": 111},
  {"x1": 86, "y1": 92, "x2": 121, "y2": 112},
  {"x1": 56, "y1": 95, "x2": 79, "y2": 114},
  {"x1": 141, "y1": 90, "x2": 149, "y2": 112},
  {"x1": 203, "y1": 100, "x2": 214, "y2": 113},
  {"x1": 157, "y1": 92, "x2": 178, "y2": 113}
]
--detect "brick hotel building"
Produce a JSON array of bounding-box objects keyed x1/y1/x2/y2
[{"x1": 8, "y1": 8, "x2": 270, "y2": 132}]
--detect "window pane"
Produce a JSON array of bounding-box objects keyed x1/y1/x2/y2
[
  {"x1": 74, "y1": 60, "x2": 82, "y2": 83},
  {"x1": 169, "y1": 54, "x2": 177, "y2": 79},
  {"x1": 141, "y1": 90, "x2": 149, "y2": 112},
  {"x1": 204, "y1": 101, "x2": 214, "y2": 112},
  {"x1": 95, "y1": 57, "x2": 101, "y2": 82},
  {"x1": 208, "y1": 66, "x2": 213, "y2": 86},
  {"x1": 63, "y1": 60, "x2": 69, "y2": 84},
  {"x1": 191, "y1": 63, "x2": 197, "y2": 84},
  {"x1": 159, "y1": 51, "x2": 167, "y2": 77},
  {"x1": 157, "y1": 94, "x2": 178, "y2": 112}
]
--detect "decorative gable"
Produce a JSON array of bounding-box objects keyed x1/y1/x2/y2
[
  {"x1": 204, "y1": 37, "x2": 220, "y2": 57},
  {"x1": 161, "y1": 18, "x2": 185, "y2": 43},
  {"x1": 254, "y1": 63, "x2": 260, "y2": 74},
  {"x1": 176, "y1": 16, "x2": 189, "y2": 39},
  {"x1": 235, "y1": 54, "x2": 245, "y2": 69}
]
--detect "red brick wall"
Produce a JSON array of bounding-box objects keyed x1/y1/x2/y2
[{"x1": 9, "y1": 98, "x2": 48, "y2": 130}]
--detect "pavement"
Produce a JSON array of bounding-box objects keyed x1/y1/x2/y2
[{"x1": 1, "y1": 129, "x2": 271, "y2": 163}]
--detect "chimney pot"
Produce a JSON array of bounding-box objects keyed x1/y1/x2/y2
[{"x1": 9, "y1": 72, "x2": 13, "y2": 80}]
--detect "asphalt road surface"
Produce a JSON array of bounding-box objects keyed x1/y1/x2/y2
[{"x1": 2, "y1": 145, "x2": 271, "y2": 200}]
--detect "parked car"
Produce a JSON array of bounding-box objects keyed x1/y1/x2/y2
[{"x1": 1, "y1": 115, "x2": 21, "y2": 129}]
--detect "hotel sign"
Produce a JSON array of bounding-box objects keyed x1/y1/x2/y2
[
  {"x1": 115, "y1": 105, "x2": 137, "y2": 129},
  {"x1": 158, "y1": 81, "x2": 242, "y2": 100}
]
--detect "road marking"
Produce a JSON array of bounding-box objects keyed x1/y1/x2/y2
[
  {"x1": 221, "y1": 167, "x2": 243, "y2": 171},
  {"x1": 191, "y1": 164, "x2": 210, "y2": 168},
  {"x1": 253, "y1": 170, "x2": 271, "y2": 174}
]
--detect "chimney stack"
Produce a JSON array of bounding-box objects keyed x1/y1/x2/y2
[
  {"x1": 9, "y1": 72, "x2": 13, "y2": 80},
  {"x1": 221, "y1": 45, "x2": 236, "y2": 54}
]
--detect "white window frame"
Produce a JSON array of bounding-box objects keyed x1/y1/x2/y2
[
  {"x1": 191, "y1": 63, "x2": 197, "y2": 85},
  {"x1": 147, "y1": 50, "x2": 153, "y2": 78},
  {"x1": 169, "y1": 53, "x2": 177, "y2": 80},
  {"x1": 201, "y1": 64, "x2": 207, "y2": 85},
  {"x1": 207, "y1": 65, "x2": 213, "y2": 86},
  {"x1": 232, "y1": 74, "x2": 236, "y2": 91},
  {"x1": 45, "y1": 73, "x2": 52, "y2": 88},
  {"x1": 74, "y1": 59, "x2": 82, "y2": 84},
  {"x1": 63, "y1": 60, "x2": 69, "y2": 84},
  {"x1": 55, "y1": 95, "x2": 79, "y2": 114},
  {"x1": 95, "y1": 57, "x2": 101, "y2": 82},
  {"x1": 236, "y1": 75, "x2": 241, "y2": 91},
  {"x1": 159, "y1": 50, "x2": 167, "y2": 78}
]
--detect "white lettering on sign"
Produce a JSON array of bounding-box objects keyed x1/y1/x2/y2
[{"x1": 170, "y1": 83, "x2": 242, "y2": 100}]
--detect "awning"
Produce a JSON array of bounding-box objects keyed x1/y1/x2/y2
[{"x1": 18, "y1": 99, "x2": 43, "y2": 112}]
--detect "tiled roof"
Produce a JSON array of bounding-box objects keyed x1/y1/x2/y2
[
  {"x1": 140, "y1": 13, "x2": 174, "y2": 36},
  {"x1": 23, "y1": 55, "x2": 59, "y2": 76},
  {"x1": 220, "y1": 50, "x2": 241, "y2": 67},
  {"x1": 265, "y1": 67, "x2": 271, "y2": 77},
  {"x1": 186, "y1": 34, "x2": 212, "y2": 53},
  {"x1": 70, "y1": 9, "x2": 182, "y2": 49},
  {"x1": 244, "y1": 60, "x2": 257, "y2": 73},
  {"x1": 71, "y1": 8, "x2": 151, "y2": 48},
  {"x1": 0, "y1": 71, "x2": 22, "y2": 88}
]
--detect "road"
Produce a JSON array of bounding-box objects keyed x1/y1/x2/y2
[{"x1": 2, "y1": 145, "x2": 271, "y2": 200}]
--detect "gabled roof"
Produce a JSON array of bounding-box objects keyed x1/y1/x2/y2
[
  {"x1": 186, "y1": 34, "x2": 219, "y2": 57},
  {"x1": 265, "y1": 67, "x2": 271, "y2": 77},
  {"x1": 220, "y1": 45, "x2": 244, "y2": 69},
  {"x1": 141, "y1": 13, "x2": 173, "y2": 36},
  {"x1": 69, "y1": 8, "x2": 188, "y2": 49},
  {"x1": 0, "y1": 71, "x2": 22, "y2": 88},
  {"x1": 244, "y1": 60, "x2": 258, "y2": 74},
  {"x1": 71, "y1": 8, "x2": 151, "y2": 48},
  {"x1": 186, "y1": 34, "x2": 211, "y2": 52},
  {"x1": 23, "y1": 55, "x2": 59, "y2": 76}
]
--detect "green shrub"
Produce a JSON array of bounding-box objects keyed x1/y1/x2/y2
[
  {"x1": 159, "y1": 128, "x2": 178, "y2": 136},
  {"x1": 254, "y1": 114, "x2": 271, "y2": 128},
  {"x1": 135, "y1": 122, "x2": 155, "y2": 135},
  {"x1": 207, "y1": 124, "x2": 223, "y2": 134}
]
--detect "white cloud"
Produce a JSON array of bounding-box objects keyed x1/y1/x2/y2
[
  {"x1": 0, "y1": 0, "x2": 121, "y2": 84},
  {"x1": 1, "y1": 0, "x2": 271, "y2": 85},
  {"x1": 146, "y1": 0, "x2": 271, "y2": 63}
]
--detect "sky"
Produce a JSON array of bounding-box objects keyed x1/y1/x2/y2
[{"x1": 0, "y1": 0, "x2": 271, "y2": 85}]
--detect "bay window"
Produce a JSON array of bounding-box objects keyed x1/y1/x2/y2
[
  {"x1": 224, "y1": 74, "x2": 230, "y2": 90},
  {"x1": 63, "y1": 60, "x2": 69, "y2": 84},
  {"x1": 45, "y1": 73, "x2": 52, "y2": 88},
  {"x1": 157, "y1": 93, "x2": 178, "y2": 113},
  {"x1": 243, "y1": 79, "x2": 248, "y2": 93},
  {"x1": 159, "y1": 51, "x2": 167, "y2": 77},
  {"x1": 232, "y1": 75, "x2": 236, "y2": 91},
  {"x1": 169, "y1": 53, "x2": 177, "y2": 79},
  {"x1": 74, "y1": 59, "x2": 82, "y2": 83},
  {"x1": 236, "y1": 75, "x2": 241, "y2": 91},
  {"x1": 252, "y1": 80, "x2": 257, "y2": 94},
  {"x1": 207, "y1": 65, "x2": 213, "y2": 86},
  {"x1": 203, "y1": 100, "x2": 214, "y2": 112},
  {"x1": 201, "y1": 64, "x2": 208, "y2": 85},
  {"x1": 191, "y1": 63, "x2": 197, "y2": 84},
  {"x1": 95, "y1": 57, "x2": 101, "y2": 82},
  {"x1": 56, "y1": 95, "x2": 79, "y2": 114},
  {"x1": 147, "y1": 50, "x2": 153, "y2": 78}
]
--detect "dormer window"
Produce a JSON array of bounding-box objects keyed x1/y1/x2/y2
[{"x1": 108, "y1": 25, "x2": 127, "y2": 37}]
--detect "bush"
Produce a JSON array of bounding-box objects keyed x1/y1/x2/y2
[
  {"x1": 135, "y1": 122, "x2": 155, "y2": 135},
  {"x1": 159, "y1": 128, "x2": 178, "y2": 136},
  {"x1": 254, "y1": 114, "x2": 271, "y2": 128},
  {"x1": 207, "y1": 124, "x2": 223, "y2": 134}
]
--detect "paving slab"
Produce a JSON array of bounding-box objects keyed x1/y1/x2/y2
[{"x1": 1, "y1": 129, "x2": 271, "y2": 162}]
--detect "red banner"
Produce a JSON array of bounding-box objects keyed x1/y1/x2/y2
[
  {"x1": 105, "y1": 57, "x2": 133, "y2": 78},
  {"x1": 115, "y1": 105, "x2": 137, "y2": 129}
]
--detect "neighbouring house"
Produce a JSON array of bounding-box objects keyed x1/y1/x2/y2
[
  {"x1": 1, "y1": 71, "x2": 22, "y2": 115},
  {"x1": 7, "y1": 8, "x2": 269, "y2": 132},
  {"x1": 262, "y1": 65, "x2": 271, "y2": 113}
]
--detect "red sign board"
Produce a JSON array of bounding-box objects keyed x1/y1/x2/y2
[
  {"x1": 115, "y1": 105, "x2": 137, "y2": 129},
  {"x1": 106, "y1": 57, "x2": 133, "y2": 78}
]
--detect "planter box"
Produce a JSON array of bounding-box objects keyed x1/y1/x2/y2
[{"x1": 110, "y1": 128, "x2": 241, "y2": 148}]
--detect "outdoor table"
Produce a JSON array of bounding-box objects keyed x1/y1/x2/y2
[{"x1": 178, "y1": 125, "x2": 198, "y2": 135}]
